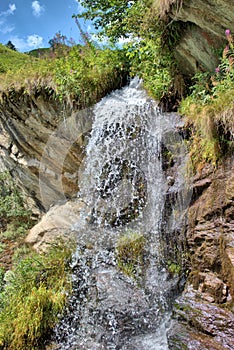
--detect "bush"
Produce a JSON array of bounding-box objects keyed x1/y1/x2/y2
[
  {"x1": 0, "y1": 43, "x2": 129, "y2": 109},
  {"x1": 53, "y1": 44, "x2": 129, "y2": 106},
  {"x1": 0, "y1": 172, "x2": 31, "y2": 220}
]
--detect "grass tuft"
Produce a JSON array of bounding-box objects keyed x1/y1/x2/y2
[
  {"x1": 116, "y1": 232, "x2": 146, "y2": 280},
  {"x1": 0, "y1": 243, "x2": 72, "y2": 350}
]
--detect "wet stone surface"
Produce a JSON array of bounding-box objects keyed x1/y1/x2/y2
[{"x1": 51, "y1": 242, "x2": 173, "y2": 350}]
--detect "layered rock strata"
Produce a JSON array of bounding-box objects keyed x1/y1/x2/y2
[
  {"x1": 0, "y1": 88, "x2": 92, "y2": 212},
  {"x1": 168, "y1": 158, "x2": 234, "y2": 349}
]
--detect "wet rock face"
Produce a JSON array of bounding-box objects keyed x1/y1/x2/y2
[
  {"x1": 168, "y1": 158, "x2": 234, "y2": 349},
  {"x1": 0, "y1": 88, "x2": 92, "y2": 211},
  {"x1": 168, "y1": 288, "x2": 234, "y2": 350},
  {"x1": 50, "y1": 242, "x2": 171, "y2": 350},
  {"x1": 168, "y1": 0, "x2": 234, "y2": 74}
]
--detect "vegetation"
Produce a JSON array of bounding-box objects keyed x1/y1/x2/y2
[
  {"x1": 0, "y1": 37, "x2": 129, "y2": 108},
  {"x1": 77, "y1": 0, "x2": 184, "y2": 103},
  {"x1": 0, "y1": 2, "x2": 233, "y2": 344},
  {"x1": 0, "y1": 171, "x2": 74, "y2": 349},
  {"x1": 116, "y1": 231, "x2": 146, "y2": 280},
  {"x1": 0, "y1": 1, "x2": 183, "y2": 104},
  {"x1": 5, "y1": 41, "x2": 17, "y2": 51},
  {"x1": 0, "y1": 44, "x2": 30, "y2": 74},
  {"x1": 0, "y1": 244, "x2": 72, "y2": 350},
  {"x1": 53, "y1": 44, "x2": 129, "y2": 107},
  {"x1": 180, "y1": 29, "x2": 234, "y2": 170},
  {"x1": 167, "y1": 260, "x2": 182, "y2": 275},
  {"x1": 0, "y1": 171, "x2": 33, "y2": 269},
  {"x1": 76, "y1": 0, "x2": 233, "y2": 167}
]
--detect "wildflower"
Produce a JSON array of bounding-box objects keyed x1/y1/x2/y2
[
  {"x1": 215, "y1": 67, "x2": 220, "y2": 73},
  {"x1": 225, "y1": 29, "x2": 231, "y2": 36},
  {"x1": 223, "y1": 45, "x2": 229, "y2": 57}
]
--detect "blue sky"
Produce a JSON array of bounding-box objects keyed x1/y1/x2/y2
[{"x1": 0, "y1": 1, "x2": 90, "y2": 51}]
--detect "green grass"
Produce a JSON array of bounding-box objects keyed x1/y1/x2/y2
[
  {"x1": 0, "y1": 244, "x2": 73, "y2": 350},
  {"x1": 27, "y1": 47, "x2": 52, "y2": 58},
  {"x1": 116, "y1": 231, "x2": 146, "y2": 280},
  {"x1": 180, "y1": 33, "x2": 234, "y2": 170},
  {"x1": 0, "y1": 43, "x2": 129, "y2": 108},
  {"x1": 0, "y1": 171, "x2": 73, "y2": 349},
  {"x1": 0, "y1": 44, "x2": 31, "y2": 74}
]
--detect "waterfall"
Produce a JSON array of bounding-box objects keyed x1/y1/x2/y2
[{"x1": 50, "y1": 78, "x2": 190, "y2": 350}]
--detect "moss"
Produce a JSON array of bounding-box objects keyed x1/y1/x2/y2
[{"x1": 167, "y1": 260, "x2": 182, "y2": 275}]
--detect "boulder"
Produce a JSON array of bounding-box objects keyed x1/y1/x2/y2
[
  {"x1": 25, "y1": 199, "x2": 87, "y2": 251},
  {"x1": 169, "y1": 287, "x2": 234, "y2": 350}
]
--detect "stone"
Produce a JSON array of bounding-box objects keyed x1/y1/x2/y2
[
  {"x1": 168, "y1": 286, "x2": 234, "y2": 349},
  {"x1": 25, "y1": 199, "x2": 87, "y2": 251},
  {"x1": 198, "y1": 272, "x2": 227, "y2": 304}
]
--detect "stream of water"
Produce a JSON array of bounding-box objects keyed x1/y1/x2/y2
[{"x1": 51, "y1": 78, "x2": 190, "y2": 350}]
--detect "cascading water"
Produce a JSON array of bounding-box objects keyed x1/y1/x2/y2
[{"x1": 50, "y1": 78, "x2": 190, "y2": 350}]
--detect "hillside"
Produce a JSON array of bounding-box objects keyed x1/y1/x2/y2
[{"x1": 0, "y1": 44, "x2": 31, "y2": 74}]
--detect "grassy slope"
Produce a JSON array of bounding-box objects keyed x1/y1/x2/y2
[
  {"x1": 0, "y1": 44, "x2": 31, "y2": 73},
  {"x1": 0, "y1": 43, "x2": 129, "y2": 108}
]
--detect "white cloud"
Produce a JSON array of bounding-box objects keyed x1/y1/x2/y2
[
  {"x1": 27, "y1": 34, "x2": 43, "y2": 47},
  {"x1": 10, "y1": 34, "x2": 44, "y2": 51},
  {"x1": 31, "y1": 1, "x2": 44, "y2": 17},
  {"x1": 117, "y1": 36, "x2": 133, "y2": 45},
  {"x1": 0, "y1": 25, "x2": 15, "y2": 34},
  {"x1": 0, "y1": 3, "x2": 17, "y2": 17},
  {"x1": 8, "y1": 4, "x2": 16, "y2": 14},
  {"x1": 0, "y1": 4, "x2": 16, "y2": 34}
]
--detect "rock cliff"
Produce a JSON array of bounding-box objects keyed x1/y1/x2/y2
[
  {"x1": 168, "y1": 157, "x2": 234, "y2": 349},
  {"x1": 167, "y1": 0, "x2": 234, "y2": 75},
  {"x1": 0, "y1": 88, "x2": 92, "y2": 212}
]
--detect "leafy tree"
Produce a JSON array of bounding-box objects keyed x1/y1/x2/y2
[
  {"x1": 76, "y1": 0, "x2": 151, "y2": 42},
  {"x1": 5, "y1": 40, "x2": 17, "y2": 51}
]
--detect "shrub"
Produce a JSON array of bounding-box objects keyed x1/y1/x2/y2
[
  {"x1": 53, "y1": 44, "x2": 129, "y2": 106},
  {"x1": 0, "y1": 172, "x2": 31, "y2": 221},
  {"x1": 0, "y1": 171, "x2": 33, "y2": 252},
  {"x1": 0, "y1": 43, "x2": 129, "y2": 109}
]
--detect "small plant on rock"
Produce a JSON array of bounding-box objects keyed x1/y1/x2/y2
[{"x1": 116, "y1": 231, "x2": 146, "y2": 281}]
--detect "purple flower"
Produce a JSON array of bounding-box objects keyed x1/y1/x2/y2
[
  {"x1": 225, "y1": 29, "x2": 231, "y2": 36},
  {"x1": 215, "y1": 67, "x2": 220, "y2": 73}
]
